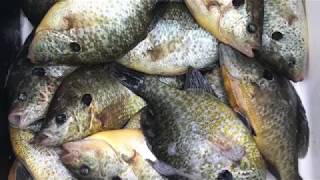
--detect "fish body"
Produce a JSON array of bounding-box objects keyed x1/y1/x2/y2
[
  {"x1": 21, "y1": 0, "x2": 56, "y2": 25},
  {"x1": 35, "y1": 66, "x2": 146, "y2": 146},
  {"x1": 125, "y1": 111, "x2": 142, "y2": 129},
  {"x1": 8, "y1": 160, "x2": 33, "y2": 180},
  {"x1": 28, "y1": 0, "x2": 160, "y2": 65},
  {"x1": 112, "y1": 68, "x2": 266, "y2": 179},
  {"x1": 10, "y1": 128, "x2": 74, "y2": 180},
  {"x1": 118, "y1": 3, "x2": 218, "y2": 75},
  {"x1": 219, "y1": 44, "x2": 309, "y2": 180},
  {"x1": 256, "y1": 0, "x2": 308, "y2": 81},
  {"x1": 184, "y1": 0, "x2": 264, "y2": 57},
  {"x1": 61, "y1": 129, "x2": 165, "y2": 179}
]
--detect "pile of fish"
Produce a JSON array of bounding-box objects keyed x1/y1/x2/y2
[{"x1": 6, "y1": 0, "x2": 309, "y2": 180}]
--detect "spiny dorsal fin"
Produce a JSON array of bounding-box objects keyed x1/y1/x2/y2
[{"x1": 184, "y1": 68, "x2": 216, "y2": 96}]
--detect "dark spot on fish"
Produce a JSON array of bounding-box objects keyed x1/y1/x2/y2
[
  {"x1": 32, "y1": 67, "x2": 46, "y2": 77},
  {"x1": 217, "y1": 170, "x2": 233, "y2": 180},
  {"x1": 79, "y1": 165, "x2": 90, "y2": 176},
  {"x1": 263, "y1": 70, "x2": 274, "y2": 80},
  {"x1": 81, "y1": 94, "x2": 92, "y2": 106},
  {"x1": 111, "y1": 176, "x2": 121, "y2": 180},
  {"x1": 17, "y1": 92, "x2": 27, "y2": 102},
  {"x1": 69, "y1": 42, "x2": 81, "y2": 52},
  {"x1": 288, "y1": 57, "x2": 296, "y2": 67},
  {"x1": 232, "y1": 0, "x2": 244, "y2": 8},
  {"x1": 271, "y1": 31, "x2": 284, "y2": 41},
  {"x1": 55, "y1": 113, "x2": 67, "y2": 125},
  {"x1": 246, "y1": 23, "x2": 256, "y2": 34}
]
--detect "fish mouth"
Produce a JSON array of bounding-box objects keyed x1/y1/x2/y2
[
  {"x1": 60, "y1": 143, "x2": 80, "y2": 164},
  {"x1": 8, "y1": 107, "x2": 28, "y2": 129}
]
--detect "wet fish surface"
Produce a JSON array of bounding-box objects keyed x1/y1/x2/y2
[
  {"x1": 61, "y1": 129, "x2": 165, "y2": 179},
  {"x1": 220, "y1": 44, "x2": 309, "y2": 180},
  {"x1": 255, "y1": 0, "x2": 308, "y2": 82},
  {"x1": 6, "y1": 34, "x2": 76, "y2": 130},
  {"x1": 112, "y1": 67, "x2": 266, "y2": 180},
  {"x1": 35, "y1": 66, "x2": 146, "y2": 146},
  {"x1": 10, "y1": 127, "x2": 74, "y2": 180},
  {"x1": 184, "y1": 0, "x2": 264, "y2": 57},
  {"x1": 118, "y1": 3, "x2": 218, "y2": 75},
  {"x1": 28, "y1": 0, "x2": 162, "y2": 65}
]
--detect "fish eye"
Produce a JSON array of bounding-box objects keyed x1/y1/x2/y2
[
  {"x1": 232, "y1": 0, "x2": 244, "y2": 8},
  {"x1": 79, "y1": 164, "x2": 90, "y2": 176},
  {"x1": 217, "y1": 170, "x2": 233, "y2": 180},
  {"x1": 32, "y1": 67, "x2": 46, "y2": 77},
  {"x1": 111, "y1": 176, "x2": 121, "y2": 180},
  {"x1": 55, "y1": 113, "x2": 67, "y2": 125},
  {"x1": 263, "y1": 69, "x2": 274, "y2": 80},
  {"x1": 69, "y1": 42, "x2": 81, "y2": 52},
  {"x1": 246, "y1": 23, "x2": 257, "y2": 34},
  {"x1": 17, "y1": 92, "x2": 27, "y2": 102},
  {"x1": 271, "y1": 31, "x2": 284, "y2": 41},
  {"x1": 81, "y1": 94, "x2": 92, "y2": 106}
]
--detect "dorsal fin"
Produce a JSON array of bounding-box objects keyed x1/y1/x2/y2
[
  {"x1": 295, "y1": 93, "x2": 309, "y2": 158},
  {"x1": 184, "y1": 68, "x2": 216, "y2": 96}
]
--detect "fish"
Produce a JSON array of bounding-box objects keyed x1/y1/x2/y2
[
  {"x1": 124, "y1": 111, "x2": 142, "y2": 129},
  {"x1": 28, "y1": 0, "x2": 163, "y2": 65},
  {"x1": 61, "y1": 129, "x2": 165, "y2": 179},
  {"x1": 21, "y1": 0, "x2": 56, "y2": 25},
  {"x1": 34, "y1": 65, "x2": 146, "y2": 146},
  {"x1": 112, "y1": 66, "x2": 266, "y2": 179},
  {"x1": 255, "y1": 0, "x2": 308, "y2": 82},
  {"x1": 184, "y1": 0, "x2": 264, "y2": 57},
  {"x1": 10, "y1": 127, "x2": 74, "y2": 180},
  {"x1": 6, "y1": 33, "x2": 77, "y2": 129},
  {"x1": 117, "y1": 3, "x2": 218, "y2": 76},
  {"x1": 8, "y1": 160, "x2": 33, "y2": 180},
  {"x1": 204, "y1": 65, "x2": 229, "y2": 104},
  {"x1": 219, "y1": 44, "x2": 309, "y2": 180}
]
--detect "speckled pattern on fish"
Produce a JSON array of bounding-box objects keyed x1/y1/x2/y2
[
  {"x1": 118, "y1": 3, "x2": 218, "y2": 75},
  {"x1": 28, "y1": 0, "x2": 160, "y2": 65}
]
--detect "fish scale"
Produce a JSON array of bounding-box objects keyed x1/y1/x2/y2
[
  {"x1": 256, "y1": 0, "x2": 308, "y2": 81},
  {"x1": 219, "y1": 44, "x2": 309, "y2": 180},
  {"x1": 28, "y1": 0, "x2": 161, "y2": 65},
  {"x1": 112, "y1": 68, "x2": 266, "y2": 179},
  {"x1": 117, "y1": 3, "x2": 218, "y2": 76}
]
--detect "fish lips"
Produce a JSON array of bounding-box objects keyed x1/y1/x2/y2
[
  {"x1": 60, "y1": 143, "x2": 81, "y2": 165},
  {"x1": 32, "y1": 131, "x2": 59, "y2": 146}
]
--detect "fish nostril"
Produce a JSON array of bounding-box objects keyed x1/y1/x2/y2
[{"x1": 232, "y1": 0, "x2": 244, "y2": 8}]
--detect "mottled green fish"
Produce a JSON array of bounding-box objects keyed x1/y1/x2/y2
[
  {"x1": 6, "y1": 33, "x2": 76, "y2": 129},
  {"x1": 28, "y1": 0, "x2": 164, "y2": 65},
  {"x1": 21, "y1": 0, "x2": 56, "y2": 25},
  {"x1": 61, "y1": 129, "x2": 165, "y2": 179},
  {"x1": 117, "y1": 3, "x2": 218, "y2": 75},
  {"x1": 220, "y1": 44, "x2": 309, "y2": 180},
  {"x1": 10, "y1": 127, "x2": 74, "y2": 180},
  {"x1": 34, "y1": 66, "x2": 146, "y2": 146},
  {"x1": 255, "y1": 0, "x2": 308, "y2": 81},
  {"x1": 112, "y1": 67, "x2": 266, "y2": 179},
  {"x1": 184, "y1": 0, "x2": 264, "y2": 57}
]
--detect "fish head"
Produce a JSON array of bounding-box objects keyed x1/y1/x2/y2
[
  {"x1": 219, "y1": 43, "x2": 278, "y2": 112},
  {"x1": 61, "y1": 139, "x2": 131, "y2": 179},
  {"x1": 260, "y1": 13, "x2": 308, "y2": 81},
  {"x1": 185, "y1": 0, "x2": 263, "y2": 57},
  {"x1": 34, "y1": 90, "x2": 99, "y2": 146},
  {"x1": 8, "y1": 67, "x2": 55, "y2": 129}
]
